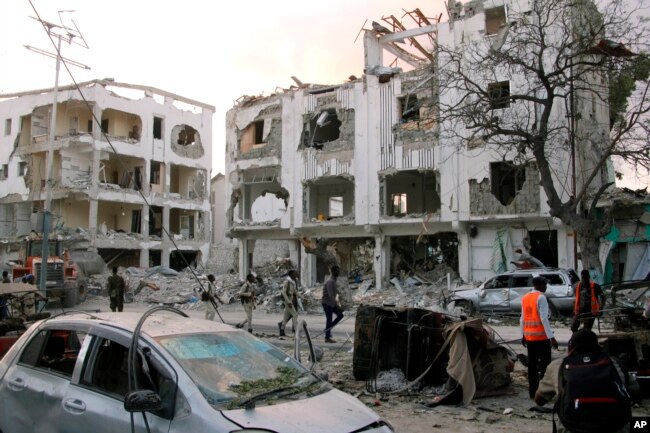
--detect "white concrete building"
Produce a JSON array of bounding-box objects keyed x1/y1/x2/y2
[
  {"x1": 0, "y1": 80, "x2": 214, "y2": 269},
  {"x1": 224, "y1": 0, "x2": 610, "y2": 287}
]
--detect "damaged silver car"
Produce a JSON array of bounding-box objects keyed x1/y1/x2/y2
[
  {"x1": 450, "y1": 268, "x2": 579, "y2": 317},
  {"x1": 0, "y1": 309, "x2": 392, "y2": 433}
]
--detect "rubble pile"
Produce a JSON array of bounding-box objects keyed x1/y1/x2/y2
[{"x1": 82, "y1": 254, "x2": 469, "y2": 316}]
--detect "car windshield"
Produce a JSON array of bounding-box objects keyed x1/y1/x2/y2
[{"x1": 156, "y1": 332, "x2": 322, "y2": 408}]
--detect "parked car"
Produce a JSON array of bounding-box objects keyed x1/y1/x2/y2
[
  {"x1": 450, "y1": 268, "x2": 579, "y2": 317},
  {"x1": 0, "y1": 311, "x2": 393, "y2": 433}
]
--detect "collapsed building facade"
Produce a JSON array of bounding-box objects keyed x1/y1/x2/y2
[
  {"x1": 225, "y1": 0, "x2": 612, "y2": 288},
  {"x1": 0, "y1": 80, "x2": 214, "y2": 269}
]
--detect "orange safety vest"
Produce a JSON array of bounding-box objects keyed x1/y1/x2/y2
[
  {"x1": 574, "y1": 281, "x2": 600, "y2": 315},
  {"x1": 522, "y1": 291, "x2": 548, "y2": 341}
]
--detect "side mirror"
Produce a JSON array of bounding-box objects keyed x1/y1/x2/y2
[{"x1": 124, "y1": 390, "x2": 163, "y2": 413}]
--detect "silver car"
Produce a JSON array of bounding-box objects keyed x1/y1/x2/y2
[
  {"x1": 451, "y1": 268, "x2": 579, "y2": 317},
  {"x1": 0, "y1": 311, "x2": 393, "y2": 433}
]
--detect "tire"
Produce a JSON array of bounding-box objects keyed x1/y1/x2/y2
[
  {"x1": 455, "y1": 300, "x2": 476, "y2": 317},
  {"x1": 77, "y1": 281, "x2": 87, "y2": 303},
  {"x1": 548, "y1": 301, "x2": 560, "y2": 321},
  {"x1": 62, "y1": 286, "x2": 78, "y2": 308}
]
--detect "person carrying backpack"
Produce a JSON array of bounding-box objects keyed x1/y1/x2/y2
[{"x1": 534, "y1": 329, "x2": 632, "y2": 433}]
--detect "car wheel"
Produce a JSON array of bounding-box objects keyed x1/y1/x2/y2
[
  {"x1": 77, "y1": 282, "x2": 87, "y2": 303},
  {"x1": 62, "y1": 287, "x2": 78, "y2": 308},
  {"x1": 548, "y1": 302, "x2": 560, "y2": 320},
  {"x1": 455, "y1": 300, "x2": 476, "y2": 317}
]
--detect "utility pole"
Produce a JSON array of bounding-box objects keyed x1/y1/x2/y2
[{"x1": 26, "y1": 11, "x2": 89, "y2": 296}]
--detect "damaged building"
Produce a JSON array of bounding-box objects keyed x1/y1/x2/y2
[
  {"x1": 224, "y1": 1, "x2": 610, "y2": 288},
  {"x1": 0, "y1": 80, "x2": 214, "y2": 269}
]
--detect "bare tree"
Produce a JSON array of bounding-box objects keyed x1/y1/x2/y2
[{"x1": 438, "y1": 0, "x2": 650, "y2": 272}]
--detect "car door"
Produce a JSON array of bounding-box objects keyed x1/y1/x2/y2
[
  {"x1": 0, "y1": 327, "x2": 87, "y2": 433},
  {"x1": 58, "y1": 331, "x2": 173, "y2": 433},
  {"x1": 508, "y1": 274, "x2": 533, "y2": 312},
  {"x1": 478, "y1": 275, "x2": 511, "y2": 311}
]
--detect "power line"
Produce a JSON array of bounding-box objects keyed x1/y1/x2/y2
[{"x1": 27, "y1": 0, "x2": 217, "y2": 312}]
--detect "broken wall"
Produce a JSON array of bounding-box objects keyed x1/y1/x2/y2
[
  {"x1": 251, "y1": 240, "x2": 290, "y2": 267},
  {"x1": 394, "y1": 68, "x2": 438, "y2": 151},
  {"x1": 237, "y1": 104, "x2": 283, "y2": 160},
  {"x1": 305, "y1": 176, "x2": 354, "y2": 220},
  {"x1": 382, "y1": 170, "x2": 441, "y2": 216},
  {"x1": 60, "y1": 148, "x2": 93, "y2": 189},
  {"x1": 171, "y1": 124, "x2": 204, "y2": 158},
  {"x1": 469, "y1": 162, "x2": 540, "y2": 215},
  {"x1": 300, "y1": 89, "x2": 355, "y2": 152},
  {"x1": 57, "y1": 200, "x2": 90, "y2": 230}
]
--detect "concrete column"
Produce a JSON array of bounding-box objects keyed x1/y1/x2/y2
[
  {"x1": 161, "y1": 206, "x2": 170, "y2": 267},
  {"x1": 201, "y1": 211, "x2": 209, "y2": 243},
  {"x1": 288, "y1": 240, "x2": 300, "y2": 268},
  {"x1": 88, "y1": 199, "x2": 98, "y2": 243},
  {"x1": 373, "y1": 234, "x2": 390, "y2": 290},
  {"x1": 300, "y1": 244, "x2": 316, "y2": 287},
  {"x1": 238, "y1": 238, "x2": 249, "y2": 279},
  {"x1": 457, "y1": 231, "x2": 471, "y2": 282},
  {"x1": 141, "y1": 204, "x2": 150, "y2": 237},
  {"x1": 164, "y1": 162, "x2": 171, "y2": 195},
  {"x1": 140, "y1": 248, "x2": 149, "y2": 268},
  {"x1": 142, "y1": 159, "x2": 150, "y2": 196}
]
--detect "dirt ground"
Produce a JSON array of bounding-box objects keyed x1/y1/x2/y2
[{"x1": 311, "y1": 343, "x2": 650, "y2": 433}]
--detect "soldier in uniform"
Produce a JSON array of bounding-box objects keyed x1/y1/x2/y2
[
  {"x1": 107, "y1": 267, "x2": 126, "y2": 312},
  {"x1": 278, "y1": 270, "x2": 299, "y2": 337},
  {"x1": 236, "y1": 274, "x2": 256, "y2": 333}
]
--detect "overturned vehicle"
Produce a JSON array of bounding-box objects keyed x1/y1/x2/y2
[{"x1": 353, "y1": 305, "x2": 516, "y2": 405}]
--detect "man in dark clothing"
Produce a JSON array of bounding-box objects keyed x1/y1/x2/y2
[
  {"x1": 1, "y1": 270, "x2": 10, "y2": 320},
  {"x1": 571, "y1": 270, "x2": 605, "y2": 333},
  {"x1": 322, "y1": 265, "x2": 344, "y2": 343},
  {"x1": 535, "y1": 329, "x2": 632, "y2": 433},
  {"x1": 107, "y1": 267, "x2": 126, "y2": 312}
]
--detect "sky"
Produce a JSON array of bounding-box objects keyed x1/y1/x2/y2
[{"x1": 0, "y1": 0, "x2": 446, "y2": 177}]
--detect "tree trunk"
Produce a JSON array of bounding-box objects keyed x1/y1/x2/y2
[{"x1": 576, "y1": 230, "x2": 603, "y2": 276}]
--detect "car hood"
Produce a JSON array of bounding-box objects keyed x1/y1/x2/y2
[{"x1": 222, "y1": 388, "x2": 387, "y2": 433}]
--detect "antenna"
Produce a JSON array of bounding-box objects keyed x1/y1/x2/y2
[{"x1": 25, "y1": 5, "x2": 91, "y2": 295}]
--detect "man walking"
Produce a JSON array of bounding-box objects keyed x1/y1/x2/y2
[
  {"x1": 521, "y1": 276, "x2": 558, "y2": 398},
  {"x1": 571, "y1": 269, "x2": 605, "y2": 333},
  {"x1": 322, "y1": 265, "x2": 344, "y2": 343},
  {"x1": 278, "y1": 270, "x2": 299, "y2": 337},
  {"x1": 236, "y1": 274, "x2": 256, "y2": 333},
  {"x1": 107, "y1": 267, "x2": 126, "y2": 312},
  {"x1": 203, "y1": 274, "x2": 218, "y2": 321}
]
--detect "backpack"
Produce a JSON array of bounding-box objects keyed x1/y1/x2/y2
[
  {"x1": 201, "y1": 291, "x2": 210, "y2": 302},
  {"x1": 554, "y1": 352, "x2": 631, "y2": 433}
]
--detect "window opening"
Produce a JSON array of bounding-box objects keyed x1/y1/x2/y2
[
  {"x1": 488, "y1": 81, "x2": 510, "y2": 109},
  {"x1": 153, "y1": 117, "x2": 163, "y2": 139},
  {"x1": 490, "y1": 161, "x2": 525, "y2": 206},
  {"x1": 485, "y1": 6, "x2": 507, "y2": 35}
]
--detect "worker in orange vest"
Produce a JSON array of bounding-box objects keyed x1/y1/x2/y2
[
  {"x1": 521, "y1": 276, "x2": 558, "y2": 398},
  {"x1": 571, "y1": 269, "x2": 605, "y2": 333}
]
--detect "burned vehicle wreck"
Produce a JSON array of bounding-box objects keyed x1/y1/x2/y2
[
  {"x1": 353, "y1": 306, "x2": 516, "y2": 405},
  {"x1": 601, "y1": 280, "x2": 650, "y2": 393}
]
